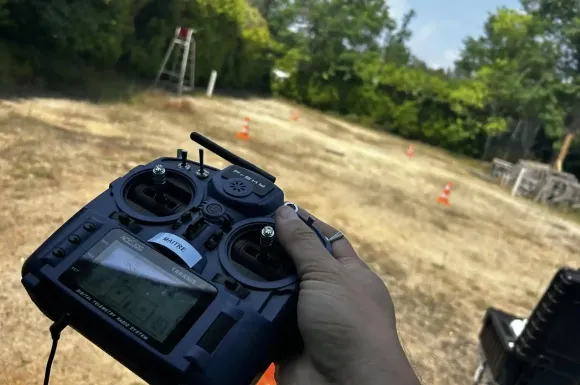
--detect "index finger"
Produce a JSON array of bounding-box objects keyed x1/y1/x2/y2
[{"x1": 296, "y1": 207, "x2": 366, "y2": 268}]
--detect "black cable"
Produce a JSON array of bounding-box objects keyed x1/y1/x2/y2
[{"x1": 44, "y1": 315, "x2": 70, "y2": 385}]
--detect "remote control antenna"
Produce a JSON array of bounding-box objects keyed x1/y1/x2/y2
[
  {"x1": 259, "y1": 226, "x2": 275, "y2": 262},
  {"x1": 190, "y1": 132, "x2": 276, "y2": 182},
  {"x1": 196, "y1": 148, "x2": 209, "y2": 179},
  {"x1": 152, "y1": 164, "x2": 167, "y2": 203}
]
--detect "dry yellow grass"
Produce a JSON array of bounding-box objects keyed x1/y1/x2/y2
[{"x1": 1, "y1": 92, "x2": 579, "y2": 385}]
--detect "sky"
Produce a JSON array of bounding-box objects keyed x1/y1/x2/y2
[{"x1": 389, "y1": 0, "x2": 522, "y2": 69}]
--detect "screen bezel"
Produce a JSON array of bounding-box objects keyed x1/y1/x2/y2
[{"x1": 59, "y1": 228, "x2": 217, "y2": 354}]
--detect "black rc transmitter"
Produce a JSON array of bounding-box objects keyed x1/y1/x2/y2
[{"x1": 21, "y1": 132, "x2": 332, "y2": 385}]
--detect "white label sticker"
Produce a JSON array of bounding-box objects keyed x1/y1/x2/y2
[{"x1": 148, "y1": 233, "x2": 202, "y2": 268}]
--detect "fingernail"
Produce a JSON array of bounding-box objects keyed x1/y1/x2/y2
[{"x1": 278, "y1": 206, "x2": 297, "y2": 220}]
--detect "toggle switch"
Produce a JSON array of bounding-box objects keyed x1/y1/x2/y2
[
  {"x1": 196, "y1": 148, "x2": 210, "y2": 179},
  {"x1": 178, "y1": 150, "x2": 191, "y2": 170},
  {"x1": 181, "y1": 150, "x2": 188, "y2": 166}
]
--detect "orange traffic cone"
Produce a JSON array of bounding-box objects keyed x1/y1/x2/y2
[
  {"x1": 237, "y1": 117, "x2": 250, "y2": 140},
  {"x1": 290, "y1": 109, "x2": 299, "y2": 121},
  {"x1": 436, "y1": 182, "x2": 452, "y2": 205},
  {"x1": 406, "y1": 144, "x2": 414, "y2": 158},
  {"x1": 256, "y1": 364, "x2": 276, "y2": 385}
]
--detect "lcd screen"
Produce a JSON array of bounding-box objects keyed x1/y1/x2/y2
[{"x1": 76, "y1": 240, "x2": 199, "y2": 342}]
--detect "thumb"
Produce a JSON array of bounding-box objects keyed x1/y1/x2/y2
[{"x1": 275, "y1": 206, "x2": 339, "y2": 278}]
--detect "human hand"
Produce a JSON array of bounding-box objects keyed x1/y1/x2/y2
[{"x1": 273, "y1": 206, "x2": 421, "y2": 385}]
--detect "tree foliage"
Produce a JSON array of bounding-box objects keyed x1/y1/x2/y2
[{"x1": 1, "y1": 0, "x2": 579, "y2": 164}]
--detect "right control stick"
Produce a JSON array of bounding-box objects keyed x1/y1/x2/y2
[
  {"x1": 259, "y1": 226, "x2": 275, "y2": 263},
  {"x1": 230, "y1": 225, "x2": 293, "y2": 282}
]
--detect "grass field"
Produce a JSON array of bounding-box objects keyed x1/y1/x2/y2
[{"x1": 1, "y1": 92, "x2": 579, "y2": 385}]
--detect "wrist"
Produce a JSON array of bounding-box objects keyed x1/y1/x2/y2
[
  {"x1": 346, "y1": 353, "x2": 421, "y2": 385},
  {"x1": 344, "y1": 334, "x2": 421, "y2": 385}
]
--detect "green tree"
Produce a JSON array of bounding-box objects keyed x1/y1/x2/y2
[
  {"x1": 455, "y1": 7, "x2": 566, "y2": 139},
  {"x1": 382, "y1": 9, "x2": 417, "y2": 66}
]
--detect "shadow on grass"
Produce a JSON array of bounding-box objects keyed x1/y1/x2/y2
[
  {"x1": 0, "y1": 57, "x2": 270, "y2": 105},
  {"x1": 0, "y1": 82, "x2": 275, "y2": 106},
  {"x1": 0, "y1": 74, "x2": 145, "y2": 104}
]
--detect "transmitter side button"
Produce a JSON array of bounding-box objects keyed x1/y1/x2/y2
[{"x1": 83, "y1": 223, "x2": 96, "y2": 232}]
